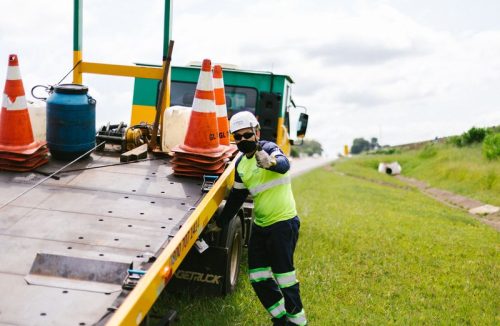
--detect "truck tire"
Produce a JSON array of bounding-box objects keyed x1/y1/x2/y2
[{"x1": 219, "y1": 216, "x2": 243, "y2": 295}]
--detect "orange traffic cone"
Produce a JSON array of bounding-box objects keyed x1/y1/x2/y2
[
  {"x1": 213, "y1": 65, "x2": 230, "y2": 146},
  {"x1": 177, "y1": 59, "x2": 224, "y2": 156},
  {"x1": 0, "y1": 54, "x2": 45, "y2": 155}
]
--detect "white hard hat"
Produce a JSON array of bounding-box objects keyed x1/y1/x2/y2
[{"x1": 229, "y1": 111, "x2": 259, "y2": 133}]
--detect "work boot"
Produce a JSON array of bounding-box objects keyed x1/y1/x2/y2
[{"x1": 271, "y1": 316, "x2": 287, "y2": 325}]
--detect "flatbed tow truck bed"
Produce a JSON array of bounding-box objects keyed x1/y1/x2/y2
[{"x1": 0, "y1": 150, "x2": 233, "y2": 325}]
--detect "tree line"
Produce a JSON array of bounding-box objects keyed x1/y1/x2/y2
[
  {"x1": 291, "y1": 139, "x2": 323, "y2": 158},
  {"x1": 350, "y1": 137, "x2": 381, "y2": 154}
]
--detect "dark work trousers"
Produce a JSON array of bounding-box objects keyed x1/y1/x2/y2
[{"x1": 248, "y1": 216, "x2": 304, "y2": 325}]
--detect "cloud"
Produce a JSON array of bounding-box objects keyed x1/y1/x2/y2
[
  {"x1": 308, "y1": 39, "x2": 424, "y2": 66},
  {"x1": 336, "y1": 90, "x2": 385, "y2": 107},
  {"x1": 1, "y1": 0, "x2": 499, "y2": 157}
]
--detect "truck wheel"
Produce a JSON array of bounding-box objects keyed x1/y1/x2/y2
[{"x1": 219, "y1": 216, "x2": 243, "y2": 295}]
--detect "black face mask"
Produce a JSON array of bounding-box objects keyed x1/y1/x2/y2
[{"x1": 237, "y1": 140, "x2": 257, "y2": 154}]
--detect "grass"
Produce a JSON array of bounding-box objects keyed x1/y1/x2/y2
[
  {"x1": 152, "y1": 165, "x2": 499, "y2": 325},
  {"x1": 335, "y1": 142, "x2": 500, "y2": 206}
]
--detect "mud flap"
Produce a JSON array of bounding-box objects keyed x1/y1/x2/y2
[{"x1": 166, "y1": 245, "x2": 228, "y2": 295}]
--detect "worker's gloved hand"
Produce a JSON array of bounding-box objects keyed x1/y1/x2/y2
[
  {"x1": 255, "y1": 150, "x2": 276, "y2": 169},
  {"x1": 206, "y1": 221, "x2": 222, "y2": 233}
]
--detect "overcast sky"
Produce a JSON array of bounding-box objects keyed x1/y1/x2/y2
[{"x1": 1, "y1": 0, "x2": 500, "y2": 155}]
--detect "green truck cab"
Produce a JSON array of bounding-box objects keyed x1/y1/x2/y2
[{"x1": 131, "y1": 64, "x2": 309, "y2": 155}]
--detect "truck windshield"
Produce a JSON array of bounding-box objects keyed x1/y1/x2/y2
[{"x1": 170, "y1": 81, "x2": 258, "y2": 119}]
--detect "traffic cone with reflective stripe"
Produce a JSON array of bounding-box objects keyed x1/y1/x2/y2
[
  {"x1": 213, "y1": 65, "x2": 230, "y2": 146},
  {"x1": 0, "y1": 54, "x2": 45, "y2": 155},
  {"x1": 176, "y1": 59, "x2": 224, "y2": 157}
]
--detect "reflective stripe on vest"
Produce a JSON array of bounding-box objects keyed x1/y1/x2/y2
[
  {"x1": 248, "y1": 175, "x2": 291, "y2": 196},
  {"x1": 274, "y1": 270, "x2": 298, "y2": 288},
  {"x1": 267, "y1": 298, "x2": 286, "y2": 318},
  {"x1": 249, "y1": 267, "x2": 273, "y2": 283},
  {"x1": 287, "y1": 309, "x2": 307, "y2": 326},
  {"x1": 233, "y1": 181, "x2": 246, "y2": 189}
]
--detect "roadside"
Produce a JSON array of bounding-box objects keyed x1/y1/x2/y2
[
  {"x1": 326, "y1": 163, "x2": 500, "y2": 231},
  {"x1": 289, "y1": 156, "x2": 335, "y2": 177},
  {"x1": 395, "y1": 175, "x2": 500, "y2": 231}
]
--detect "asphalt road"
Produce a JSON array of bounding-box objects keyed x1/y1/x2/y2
[{"x1": 289, "y1": 156, "x2": 334, "y2": 177}]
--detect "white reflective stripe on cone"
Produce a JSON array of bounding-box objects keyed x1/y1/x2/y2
[
  {"x1": 192, "y1": 98, "x2": 215, "y2": 113},
  {"x1": 2, "y1": 94, "x2": 27, "y2": 110},
  {"x1": 215, "y1": 104, "x2": 227, "y2": 116},
  {"x1": 6, "y1": 67, "x2": 21, "y2": 80},
  {"x1": 196, "y1": 71, "x2": 213, "y2": 91},
  {"x1": 213, "y1": 78, "x2": 224, "y2": 89}
]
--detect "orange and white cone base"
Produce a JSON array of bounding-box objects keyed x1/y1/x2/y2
[
  {"x1": 171, "y1": 156, "x2": 229, "y2": 168},
  {"x1": 0, "y1": 146, "x2": 48, "y2": 162},
  {"x1": 172, "y1": 150, "x2": 232, "y2": 164},
  {"x1": 0, "y1": 155, "x2": 48, "y2": 172}
]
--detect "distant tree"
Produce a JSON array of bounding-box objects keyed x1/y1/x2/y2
[
  {"x1": 351, "y1": 138, "x2": 370, "y2": 154},
  {"x1": 448, "y1": 126, "x2": 491, "y2": 147},
  {"x1": 462, "y1": 127, "x2": 487, "y2": 145},
  {"x1": 483, "y1": 133, "x2": 500, "y2": 160},
  {"x1": 292, "y1": 139, "x2": 323, "y2": 157},
  {"x1": 370, "y1": 137, "x2": 380, "y2": 150}
]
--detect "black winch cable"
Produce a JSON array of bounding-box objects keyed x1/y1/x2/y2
[
  {"x1": 56, "y1": 60, "x2": 82, "y2": 85},
  {"x1": 37, "y1": 157, "x2": 163, "y2": 176},
  {"x1": 31, "y1": 60, "x2": 83, "y2": 100}
]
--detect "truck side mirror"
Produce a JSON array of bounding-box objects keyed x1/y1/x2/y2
[{"x1": 296, "y1": 113, "x2": 308, "y2": 138}]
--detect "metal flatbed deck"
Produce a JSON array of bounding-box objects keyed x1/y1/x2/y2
[{"x1": 0, "y1": 151, "x2": 206, "y2": 325}]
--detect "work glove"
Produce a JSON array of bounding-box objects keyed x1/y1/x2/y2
[
  {"x1": 205, "y1": 221, "x2": 222, "y2": 233},
  {"x1": 255, "y1": 149, "x2": 276, "y2": 169}
]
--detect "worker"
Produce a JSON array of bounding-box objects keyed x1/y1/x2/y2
[{"x1": 213, "y1": 111, "x2": 307, "y2": 325}]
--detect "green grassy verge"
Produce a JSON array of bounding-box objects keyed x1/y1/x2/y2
[
  {"x1": 335, "y1": 142, "x2": 500, "y2": 206},
  {"x1": 153, "y1": 166, "x2": 499, "y2": 325}
]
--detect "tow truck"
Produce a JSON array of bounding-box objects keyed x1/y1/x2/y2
[{"x1": 0, "y1": 1, "x2": 308, "y2": 325}]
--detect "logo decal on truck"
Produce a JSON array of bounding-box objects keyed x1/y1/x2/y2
[
  {"x1": 171, "y1": 219, "x2": 200, "y2": 265},
  {"x1": 174, "y1": 270, "x2": 222, "y2": 285}
]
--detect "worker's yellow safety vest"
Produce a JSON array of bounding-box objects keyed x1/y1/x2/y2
[{"x1": 236, "y1": 155, "x2": 297, "y2": 227}]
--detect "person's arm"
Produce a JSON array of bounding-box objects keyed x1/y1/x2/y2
[
  {"x1": 260, "y1": 141, "x2": 290, "y2": 174},
  {"x1": 216, "y1": 159, "x2": 249, "y2": 228},
  {"x1": 216, "y1": 186, "x2": 248, "y2": 228}
]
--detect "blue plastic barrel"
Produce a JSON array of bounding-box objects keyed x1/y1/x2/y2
[{"x1": 46, "y1": 84, "x2": 96, "y2": 160}]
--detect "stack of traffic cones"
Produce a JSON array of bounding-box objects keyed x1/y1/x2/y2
[
  {"x1": 0, "y1": 54, "x2": 48, "y2": 171},
  {"x1": 171, "y1": 59, "x2": 237, "y2": 177}
]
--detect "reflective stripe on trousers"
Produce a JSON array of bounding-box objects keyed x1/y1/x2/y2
[
  {"x1": 287, "y1": 309, "x2": 307, "y2": 325},
  {"x1": 249, "y1": 267, "x2": 273, "y2": 283},
  {"x1": 274, "y1": 270, "x2": 298, "y2": 288},
  {"x1": 267, "y1": 298, "x2": 286, "y2": 319}
]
